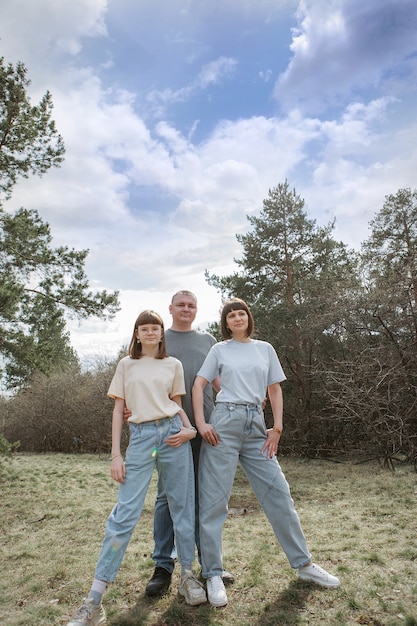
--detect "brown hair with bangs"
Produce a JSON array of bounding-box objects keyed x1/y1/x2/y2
[
  {"x1": 128, "y1": 310, "x2": 168, "y2": 359},
  {"x1": 220, "y1": 298, "x2": 254, "y2": 340}
]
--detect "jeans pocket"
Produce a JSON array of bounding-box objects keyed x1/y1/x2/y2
[
  {"x1": 170, "y1": 414, "x2": 183, "y2": 432},
  {"x1": 210, "y1": 404, "x2": 227, "y2": 427}
]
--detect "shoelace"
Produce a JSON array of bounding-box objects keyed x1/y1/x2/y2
[
  {"x1": 209, "y1": 577, "x2": 224, "y2": 592},
  {"x1": 184, "y1": 574, "x2": 204, "y2": 590},
  {"x1": 74, "y1": 602, "x2": 94, "y2": 619}
]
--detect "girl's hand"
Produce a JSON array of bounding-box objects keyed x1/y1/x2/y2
[
  {"x1": 123, "y1": 404, "x2": 132, "y2": 423},
  {"x1": 198, "y1": 423, "x2": 220, "y2": 447},
  {"x1": 165, "y1": 427, "x2": 196, "y2": 448},
  {"x1": 261, "y1": 428, "x2": 281, "y2": 459},
  {"x1": 110, "y1": 456, "x2": 126, "y2": 483}
]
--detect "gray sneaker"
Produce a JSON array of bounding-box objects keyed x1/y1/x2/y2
[
  {"x1": 179, "y1": 570, "x2": 207, "y2": 606},
  {"x1": 66, "y1": 598, "x2": 106, "y2": 625}
]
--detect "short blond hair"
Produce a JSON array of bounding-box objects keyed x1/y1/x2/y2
[{"x1": 171, "y1": 290, "x2": 197, "y2": 304}]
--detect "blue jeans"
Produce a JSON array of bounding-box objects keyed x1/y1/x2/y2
[
  {"x1": 198, "y1": 403, "x2": 312, "y2": 579},
  {"x1": 152, "y1": 436, "x2": 202, "y2": 571},
  {"x1": 94, "y1": 416, "x2": 195, "y2": 582}
]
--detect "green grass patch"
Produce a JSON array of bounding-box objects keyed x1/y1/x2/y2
[{"x1": 1, "y1": 453, "x2": 417, "y2": 625}]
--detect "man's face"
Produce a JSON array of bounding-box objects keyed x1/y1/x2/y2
[{"x1": 170, "y1": 294, "x2": 198, "y2": 326}]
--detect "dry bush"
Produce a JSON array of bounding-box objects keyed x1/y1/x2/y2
[{"x1": 3, "y1": 356, "x2": 125, "y2": 453}]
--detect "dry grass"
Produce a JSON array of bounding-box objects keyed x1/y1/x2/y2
[{"x1": 1, "y1": 454, "x2": 417, "y2": 626}]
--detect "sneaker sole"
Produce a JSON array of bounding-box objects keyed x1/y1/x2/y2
[
  {"x1": 145, "y1": 586, "x2": 171, "y2": 596},
  {"x1": 208, "y1": 597, "x2": 228, "y2": 607},
  {"x1": 298, "y1": 575, "x2": 340, "y2": 588}
]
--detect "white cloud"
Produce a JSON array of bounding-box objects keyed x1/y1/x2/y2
[
  {"x1": 146, "y1": 56, "x2": 238, "y2": 113},
  {"x1": 1, "y1": 0, "x2": 416, "y2": 359},
  {"x1": 0, "y1": 0, "x2": 107, "y2": 85},
  {"x1": 274, "y1": 0, "x2": 417, "y2": 113}
]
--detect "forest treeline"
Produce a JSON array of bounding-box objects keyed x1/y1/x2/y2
[
  {"x1": 0, "y1": 57, "x2": 416, "y2": 467},
  {"x1": 2, "y1": 182, "x2": 417, "y2": 468}
]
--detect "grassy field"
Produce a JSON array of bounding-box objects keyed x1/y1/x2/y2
[{"x1": 1, "y1": 453, "x2": 416, "y2": 626}]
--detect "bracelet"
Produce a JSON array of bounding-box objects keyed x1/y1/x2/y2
[
  {"x1": 188, "y1": 426, "x2": 197, "y2": 433},
  {"x1": 109, "y1": 454, "x2": 123, "y2": 461},
  {"x1": 272, "y1": 426, "x2": 282, "y2": 435}
]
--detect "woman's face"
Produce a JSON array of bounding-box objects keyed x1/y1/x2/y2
[{"x1": 226, "y1": 308, "x2": 249, "y2": 335}]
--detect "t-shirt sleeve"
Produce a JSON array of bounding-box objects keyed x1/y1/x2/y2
[
  {"x1": 171, "y1": 359, "x2": 186, "y2": 397},
  {"x1": 267, "y1": 344, "x2": 287, "y2": 385},
  {"x1": 197, "y1": 345, "x2": 219, "y2": 382},
  {"x1": 107, "y1": 359, "x2": 125, "y2": 399}
]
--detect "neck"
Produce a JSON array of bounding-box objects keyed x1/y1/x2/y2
[
  {"x1": 141, "y1": 346, "x2": 159, "y2": 357},
  {"x1": 231, "y1": 333, "x2": 251, "y2": 343},
  {"x1": 170, "y1": 323, "x2": 193, "y2": 332}
]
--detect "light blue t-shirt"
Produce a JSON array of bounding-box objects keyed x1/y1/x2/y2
[{"x1": 197, "y1": 339, "x2": 286, "y2": 405}]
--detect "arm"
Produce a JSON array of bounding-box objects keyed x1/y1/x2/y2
[
  {"x1": 261, "y1": 382, "x2": 283, "y2": 459},
  {"x1": 211, "y1": 374, "x2": 221, "y2": 394},
  {"x1": 110, "y1": 397, "x2": 126, "y2": 483},
  {"x1": 165, "y1": 395, "x2": 197, "y2": 448},
  {"x1": 192, "y1": 375, "x2": 220, "y2": 445}
]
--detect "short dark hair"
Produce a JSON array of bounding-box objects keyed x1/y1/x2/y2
[
  {"x1": 128, "y1": 310, "x2": 167, "y2": 359},
  {"x1": 220, "y1": 298, "x2": 254, "y2": 340}
]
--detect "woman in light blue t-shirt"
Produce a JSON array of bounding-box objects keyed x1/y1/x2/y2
[{"x1": 192, "y1": 298, "x2": 340, "y2": 608}]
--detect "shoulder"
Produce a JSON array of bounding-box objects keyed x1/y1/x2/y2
[
  {"x1": 211, "y1": 339, "x2": 231, "y2": 351},
  {"x1": 165, "y1": 355, "x2": 180, "y2": 363},
  {"x1": 117, "y1": 355, "x2": 133, "y2": 367},
  {"x1": 251, "y1": 339, "x2": 273, "y2": 348},
  {"x1": 192, "y1": 329, "x2": 217, "y2": 344},
  {"x1": 165, "y1": 355, "x2": 184, "y2": 368}
]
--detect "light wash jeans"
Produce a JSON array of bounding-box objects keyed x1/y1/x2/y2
[
  {"x1": 152, "y1": 436, "x2": 202, "y2": 572},
  {"x1": 199, "y1": 403, "x2": 312, "y2": 579},
  {"x1": 94, "y1": 415, "x2": 195, "y2": 582}
]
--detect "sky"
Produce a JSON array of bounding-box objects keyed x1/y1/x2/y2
[{"x1": 1, "y1": 0, "x2": 416, "y2": 364}]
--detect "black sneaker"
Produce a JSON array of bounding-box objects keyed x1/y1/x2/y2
[{"x1": 145, "y1": 567, "x2": 172, "y2": 596}]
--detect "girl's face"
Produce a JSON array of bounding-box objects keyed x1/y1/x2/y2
[
  {"x1": 226, "y1": 308, "x2": 249, "y2": 335},
  {"x1": 136, "y1": 323, "x2": 163, "y2": 347}
]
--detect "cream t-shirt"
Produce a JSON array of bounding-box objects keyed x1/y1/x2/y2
[{"x1": 107, "y1": 355, "x2": 186, "y2": 423}]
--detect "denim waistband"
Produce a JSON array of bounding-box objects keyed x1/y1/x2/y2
[
  {"x1": 129, "y1": 415, "x2": 178, "y2": 427},
  {"x1": 217, "y1": 402, "x2": 261, "y2": 410}
]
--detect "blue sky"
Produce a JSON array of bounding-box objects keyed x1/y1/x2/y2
[{"x1": 1, "y1": 0, "x2": 416, "y2": 362}]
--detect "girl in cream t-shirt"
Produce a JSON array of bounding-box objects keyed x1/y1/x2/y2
[{"x1": 66, "y1": 310, "x2": 207, "y2": 626}]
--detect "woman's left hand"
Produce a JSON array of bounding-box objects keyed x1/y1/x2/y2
[
  {"x1": 261, "y1": 428, "x2": 281, "y2": 459},
  {"x1": 166, "y1": 427, "x2": 195, "y2": 448}
]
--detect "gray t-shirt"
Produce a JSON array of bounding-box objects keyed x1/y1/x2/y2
[
  {"x1": 165, "y1": 328, "x2": 216, "y2": 425},
  {"x1": 197, "y1": 339, "x2": 286, "y2": 405}
]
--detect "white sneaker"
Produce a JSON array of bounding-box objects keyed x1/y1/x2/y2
[
  {"x1": 297, "y1": 563, "x2": 340, "y2": 588},
  {"x1": 207, "y1": 575, "x2": 228, "y2": 607},
  {"x1": 66, "y1": 598, "x2": 106, "y2": 625},
  {"x1": 179, "y1": 570, "x2": 207, "y2": 606}
]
